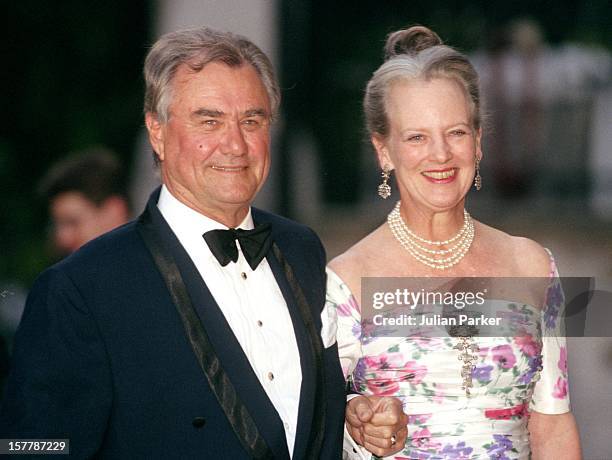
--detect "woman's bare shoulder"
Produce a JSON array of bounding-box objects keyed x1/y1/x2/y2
[
  {"x1": 328, "y1": 224, "x2": 389, "y2": 287},
  {"x1": 476, "y1": 221, "x2": 551, "y2": 277}
]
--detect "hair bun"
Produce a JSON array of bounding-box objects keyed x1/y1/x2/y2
[{"x1": 384, "y1": 25, "x2": 443, "y2": 60}]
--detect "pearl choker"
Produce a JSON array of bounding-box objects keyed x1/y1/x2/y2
[{"x1": 387, "y1": 201, "x2": 475, "y2": 270}]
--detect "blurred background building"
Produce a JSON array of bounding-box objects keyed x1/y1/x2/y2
[{"x1": 1, "y1": 0, "x2": 610, "y2": 456}]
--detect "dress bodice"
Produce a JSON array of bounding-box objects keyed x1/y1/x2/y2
[{"x1": 327, "y1": 263, "x2": 570, "y2": 460}]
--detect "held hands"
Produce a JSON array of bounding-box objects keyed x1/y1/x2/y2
[{"x1": 346, "y1": 395, "x2": 409, "y2": 457}]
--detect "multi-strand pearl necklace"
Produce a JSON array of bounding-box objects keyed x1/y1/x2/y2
[{"x1": 387, "y1": 201, "x2": 475, "y2": 270}]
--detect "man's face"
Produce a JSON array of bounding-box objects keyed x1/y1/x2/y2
[
  {"x1": 146, "y1": 62, "x2": 272, "y2": 225},
  {"x1": 50, "y1": 192, "x2": 113, "y2": 254}
]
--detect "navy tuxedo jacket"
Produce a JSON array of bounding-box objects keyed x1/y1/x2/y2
[{"x1": 0, "y1": 190, "x2": 345, "y2": 459}]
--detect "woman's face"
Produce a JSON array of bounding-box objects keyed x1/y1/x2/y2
[{"x1": 374, "y1": 77, "x2": 481, "y2": 214}]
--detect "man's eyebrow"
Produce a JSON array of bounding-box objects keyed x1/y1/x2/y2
[
  {"x1": 192, "y1": 108, "x2": 224, "y2": 117},
  {"x1": 244, "y1": 108, "x2": 268, "y2": 118}
]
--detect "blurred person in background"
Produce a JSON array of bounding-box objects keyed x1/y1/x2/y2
[
  {"x1": 327, "y1": 25, "x2": 581, "y2": 459},
  {"x1": 0, "y1": 149, "x2": 130, "y2": 392},
  {"x1": 471, "y1": 18, "x2": 612, "y2": 199},
  {"x1": 38, "y1": 147, "x2": 131, "y2": 256}
]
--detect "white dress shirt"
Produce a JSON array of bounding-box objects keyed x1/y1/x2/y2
[{"x1": 157, "y1": 186, "x2": 302, "y2": 455}]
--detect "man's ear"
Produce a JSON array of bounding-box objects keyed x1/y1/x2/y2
[
  {"x1": 371, "y1": 135, "x2": 394, "y2": 170},
  {"x1": 145, "y1": 112, "x2": 165, "y2": 162}
]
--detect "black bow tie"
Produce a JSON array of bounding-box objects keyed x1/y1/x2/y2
[{"x1": 203, "y1": 223, "x2": 272, "y2": 271}]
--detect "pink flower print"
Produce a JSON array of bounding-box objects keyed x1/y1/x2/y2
[
  {"x1": 553, "y1": 377, "x2": 568, "y2": 399},
  {"x1": 491, "y1": 344, "x2": 517, "y2": 369},
  {"x1": 410, "y1": 427, "x2": 442, "y2": 451},
  {"x1": 365, "y1": 378, "x2": 400, "y2": 396},
  {"x1": 411, "y1": 427, "x2": 431, "y2": 448},
  {"x1": 514, "y1": 334, "x2": 540, "y2": 358},
  {"x1": 335, "y1": 294, "x2": 359, "y2": 317},
  {"x1": 402, "y1": 360, "x2": 427, "y2": 385},
  {"x1": 408, "y1": 413, "x2": 432, "y2": 425},
  {"x1": 558, "y1": 346, "x2": 568, "y2": 374},
  {"x1": 361, "y1": 355, "x2": 427, "y2": 395},
  {"x1": 363, "y1": 353, "x2": 405, "y2": 371}
]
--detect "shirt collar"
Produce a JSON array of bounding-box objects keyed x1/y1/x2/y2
[{"x1": 157, "y1": 185, "x2": 254, "y2": 244}]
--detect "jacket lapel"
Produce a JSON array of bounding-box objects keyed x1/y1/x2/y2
[{"x1": 136, "y1": 192, "x2": 288, "y2": 460}]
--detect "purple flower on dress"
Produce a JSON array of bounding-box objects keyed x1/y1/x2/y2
[
  {"x1": 544, "y1": 281, "x2": 563, "y2": 330},
  {"x1": 472, "y1": 365, "x2": 494, "y2": 383},
  {"x1": 351, "y1": 322, "x2": 361, "y2": 341},
  {"x1": 357, "y1": 318, "x2": 377, "y2": 345},
  {"x1": 438, "y1": 441, "x2": 473, "y2": 458},
  {"x1": 544, "y1": 302, "x2": 560, "y2": 331},
  {"x1": 399, "y1": 452, "x2": 431, "y2": 460},
  {"x1": 519, "y1": 355, "x2": 543, "y2": 385},
  {"x1": 491, "y1": 345, "x2": 517, "y2": 369},
  {"x1": 485, "y1": 434, "x2": 514, "y2": 460},
  {"x1": 351, "y1": 358, "x2": 367, "y2": 391},
  {"x1": 547, "y1": 279, "x2": 564, "y2": 305}
]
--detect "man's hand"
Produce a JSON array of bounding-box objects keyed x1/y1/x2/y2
[{"x1": 346, "y1": 395, "x2": 408, "y2": 457}]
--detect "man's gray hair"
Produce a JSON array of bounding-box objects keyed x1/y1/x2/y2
[{"x1": 144, "y1": 26, "x2": 280, "y2": 123}]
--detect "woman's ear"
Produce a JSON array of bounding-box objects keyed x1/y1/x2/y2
[{"x1": 371, "y1": 135, "x2": 394, "y2": 170}]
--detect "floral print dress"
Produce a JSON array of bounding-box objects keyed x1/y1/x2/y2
[{"x1": 327, "y1": 257, "x2": 570, "y2": 460}]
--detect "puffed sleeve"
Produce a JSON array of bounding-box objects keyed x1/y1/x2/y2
[
  {"x1": 325, "y1": 268, "x2": 364, "y2": 379},
  {"x1": 530, "y1": 254, "x2": 571, "y2": 414},
  {"x1": 326, "y1": 269, "x2": 372, "y2": 460}
]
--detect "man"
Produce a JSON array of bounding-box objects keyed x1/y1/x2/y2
[
  {"x1": 1, "y1": 27, "x2": 406, "y2": 458},
  {"x1": 39, "y1": 148, "x2": 131, "y2": 255}
]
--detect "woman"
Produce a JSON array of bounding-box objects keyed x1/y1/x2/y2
[{"x1": 327, "y1": 26, "x2": 581, "y2": 459}]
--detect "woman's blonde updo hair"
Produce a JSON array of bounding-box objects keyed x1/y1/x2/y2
[{"x1": 364, "y1": 25, "x2": 482, "y2": 138}]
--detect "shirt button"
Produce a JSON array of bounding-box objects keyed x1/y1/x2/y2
[
  {"x1": 241, "y1": 272, "x2": 247, "y2": 280},
  {"x1": 257, "y1": 320, "x2": 263, "y2": 327},
  {"x1": 284, "y1": 422, "x2": 290, "y2": 430},
  {"x1": 267, "y1": 372, "x2": 274, "y2": 381}
]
